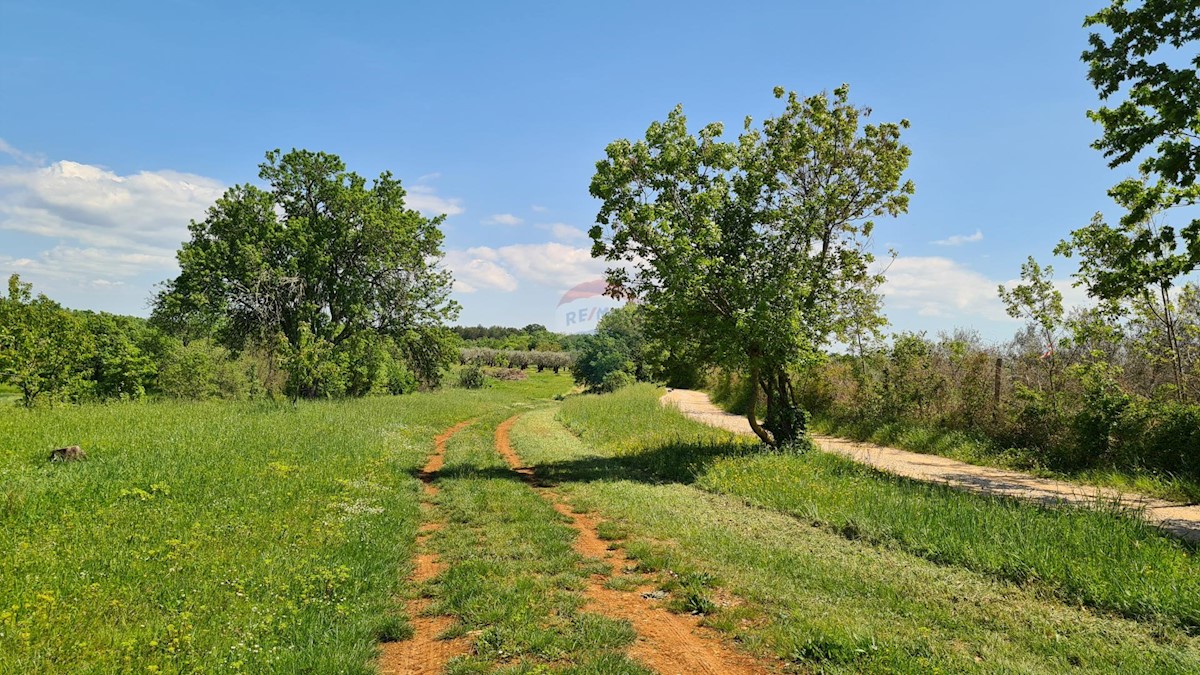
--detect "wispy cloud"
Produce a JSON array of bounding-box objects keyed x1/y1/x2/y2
[
  {"x1": 880, "y1": 256, "x2": 1009, "y2": 321},
  {"x1": 531, "y1": 204, "x2": 548, "y2": 213},
  {"x1": 0, "y1": 138, "x2": 44, "y2": 165},
  {"x1": 444, "y1": 242, "x2": 608, "y2": 293},
  {"x1": 406, "y1": 184, "x2": 464, "y2": 217},
  {"x1": 540, "y1": 222, "x2": 588, "y2": 242},
  {"x1": 482, "y1": 213, "x2": 523, "y2": 226},
  {"x1": 932, "y1": 229, "x2": 983, "y2": 246},
  {"x1": 443, "y1": 248, "x2": 519, "y2": 293}
]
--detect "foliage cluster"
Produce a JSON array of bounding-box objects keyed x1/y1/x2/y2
[
  {"x1": 0, "y1": 274, "x2": 430, "y2": 406},
  {"x1": 567, "y1": 305, "x2": 699, "y2": 393},
  {"x1": 151, "y1": 149, "x2": 459, "y2": 399}
]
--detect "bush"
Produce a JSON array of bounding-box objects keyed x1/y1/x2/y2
[
  {"x1": 572, "y1": 335, "x2": 634, "y2": 391},
  {"x1": 156, "y1": 339, "x2": 249, "y2": 400},
  {"x1": 457, "y1": 364, "x2": 487, "y2": 389},
  {"x1": 383, "y1": 359, "x2": 418, "y2": 395},
  {"x1": 597, "y1": 370, "x2": 635, "y2": 393}
]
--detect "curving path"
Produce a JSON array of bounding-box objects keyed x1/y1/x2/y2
[
  {"x1": 497, "y1": 413, "x2": 771, "y2": 675},
  {"x1": 661, "y1": 389, "x2": 1200, "y2": 542}
]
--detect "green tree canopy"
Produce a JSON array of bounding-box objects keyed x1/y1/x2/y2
[
  {"x1": 589, "y1": 86, "x2": 913, "y2": 444},
  {"x1": 153, "y1": 149, "x2": 459, "y2": 393},
  {"x1": 0, "y1": 275, "x2": 93, "y2": 406},
  {"x1": 1083, "y1": 0, "x2": 1200, "y2": 259}
]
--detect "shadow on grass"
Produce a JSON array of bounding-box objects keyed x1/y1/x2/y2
[{"x1": 416, "y1": 439, "x2": 760, "y2": 489}]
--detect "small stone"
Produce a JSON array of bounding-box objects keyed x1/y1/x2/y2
[{"x1": 49, "y1": 445, "x2": 86, "y2": 462}]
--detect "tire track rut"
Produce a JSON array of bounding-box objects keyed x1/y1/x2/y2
[
  {"x1": 377, "y1": 419, "x2": 475, "y2": 675},
  {"x1": 495, "y1": 414, "x2": 770, "y2": 675}
]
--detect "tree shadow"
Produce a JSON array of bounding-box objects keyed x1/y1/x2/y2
[
  {"x1": 409, "y1": 439, "x2": 758, "y2": 489},
  {"x1": 526, "y1": 439, "x2": 758, "y2": 487}
]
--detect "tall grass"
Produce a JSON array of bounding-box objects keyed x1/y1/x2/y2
[
  {"x1": 559, "y1": 385, "x2": 1200, "y2": 629},
  {"x1": 0, "y1": 373, "x2": 572, "y2": 674},
  {"x1": 518, "y1": 404, "x2": 1200, "y2": 673}
]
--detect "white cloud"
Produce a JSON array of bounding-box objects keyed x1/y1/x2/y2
[
  {"x1": 444, "y1": 242, "x2": 608, "y2": 293},
  {"x1": 0, "y1": 161, "x2": 225, "y2": 256},
  {"x1": 542, "y1": 223, "x2": 588, "y2": 242},
  {"x1": 531, "y1": 204, "x2": 548, "y2": 213},
  {"x1": 492, "y1": 242, "x2": 608, "y2": 287},
  {"x1": 406, "y1": 184, "x2": 464, "y2": 217},
  {"x1": 881, "y1": 256, "x2": 1011, "y2": 321},
  {"x1": 482, "y1": 213, "x2": 523, "y2": 226},
  {"x1": 443, "y1": 248, "x2": 519, "y2": 293},
  {"x1": 0, "y1": 160, "x2": 227, "y2": 303},
  {"x1": 932, "y1": 229, "x2": 984, "y2": 246}
]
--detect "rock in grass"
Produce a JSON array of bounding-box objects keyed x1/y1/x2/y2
[{"x1": 49, "y1": 445, "x2": 86, "y2": 462}]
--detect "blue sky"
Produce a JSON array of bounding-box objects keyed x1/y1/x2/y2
[{"x1": 0, "y1": 1, "x2": 1130, "y2": 341}]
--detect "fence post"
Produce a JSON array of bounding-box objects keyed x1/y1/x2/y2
[{"x1": 993, "y1": 357, "x2": 1003, "y2": 415}]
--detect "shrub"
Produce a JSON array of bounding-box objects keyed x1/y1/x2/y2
[
  {"x1": 457, "y1": 364, "x2": 487, "y2": 389},
  {"x1": 384, "y1": 359, "x2": 418, "y2": 395},
  {"x1": 597, "y1": 370, "x2": 635, "y2": 393}
]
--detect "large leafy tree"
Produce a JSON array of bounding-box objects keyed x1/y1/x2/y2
[
  {"x1": 153, "y1": 149, "x2": 459, "y2": 392},
  {"x1": 590, "y1": 86, "x2": 913, "y2": 445},
  {"x1": 1083, "y1": 1, "x2": 1200, "y2": 260}
]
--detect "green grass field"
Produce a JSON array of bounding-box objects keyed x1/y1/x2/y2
[
  {"x1": 534, "y1": 385, "x2": 1200, "y2": 672},
  {"x1": 0, "y1": 373, "x2": 571, "y2": 674},
  {"x1": 5, "y1": 378, "x2": 1200, "y2": 673}
]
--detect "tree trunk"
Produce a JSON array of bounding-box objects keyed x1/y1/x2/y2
[
  {"x1": 1160, "y1": 282, "x2": 1185, "y2": 402},
  {"x1": 762, "y1": 365, "x2": 805, "y2": 446},
  {"x1": 745, "y1": 368, "x2": 773, "y2": 445}
]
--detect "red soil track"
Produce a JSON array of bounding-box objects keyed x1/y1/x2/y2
[
  {"x1": 377, "y1": 418, "x2": 475, "y2": 675},
  {"x1": 495, "y1": 414, "x2": 771, "y2": 675}
]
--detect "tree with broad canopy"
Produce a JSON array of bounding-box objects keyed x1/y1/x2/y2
[
  {"x1": 153, "y1": 149, "x2": 459, "y2": 395},
  {"x1": 589, "y1": 86, "x2": 913, "y2": 446}
]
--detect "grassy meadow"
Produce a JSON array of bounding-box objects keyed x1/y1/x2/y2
[
  {"x1": 0, "y1": 373, "x2": 571, "y2": 674},
  {"x1": 510, "y1": 384, "x2": 1200, "y2": 672},
  {"x1": 6, "y1": 375, "x2": 1200, "y2": 673}
]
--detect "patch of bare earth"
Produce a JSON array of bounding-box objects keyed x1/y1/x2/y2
[
  {"x1": 661, "y1": 388, "x2": 1200, "y2": 542},
  {"x1": 495, "y1": 414, "x2": 772, "y2": 675},
  {"x1": 376, "y1": 419, "x2": 475, "y2": 675}
]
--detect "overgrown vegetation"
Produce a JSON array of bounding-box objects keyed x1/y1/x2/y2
[
  {"x1": 532, "y1": 385, "x2": 1200, "y2": 671},
  {"x1": 785, "y1": 288, "x2": 1200, "y2": 496}
]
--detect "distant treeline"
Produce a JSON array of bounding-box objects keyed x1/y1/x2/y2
[
  {"x1": 0, "y1": 275, "x2": 441, "y2": 406},
  {"x1": 451, "y1": 324, "x2": 588, "y2": 352}
]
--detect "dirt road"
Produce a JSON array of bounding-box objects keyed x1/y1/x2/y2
[{"x1": 661, "y1": 389, "x2": 1200, "y2": 542}]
